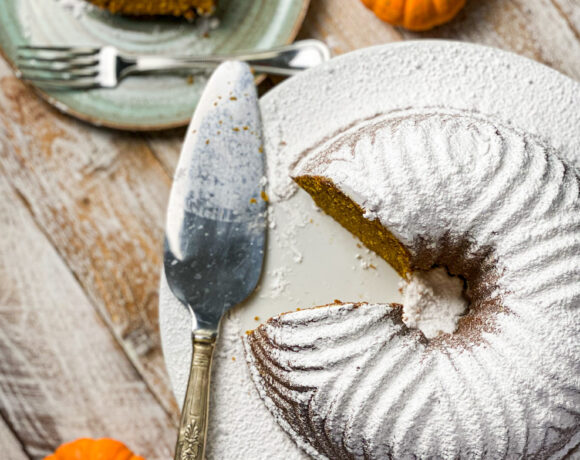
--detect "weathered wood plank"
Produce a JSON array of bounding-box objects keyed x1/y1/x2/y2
[
  {"x1": 0, "y1": 59, "x2": 179, "y2": 422},
  {"x1": 297, "y1": 0, "x2": 403, "y2": 54},
  {"x1": 402, "y1": 0, "x2": 580, "y2": 80},
  {"x1": 0, "y1": 417, "x2": 29, "y2": 460},
  {"x1": 552, "y1": 0, "x2": 580, "y2": 34},
  {"x1": 296, "y1": 0, "x2": 580, "y2": 81},
  {"x1": 146, "y1": 129, "x2": 184, "y2": 178},
  {"x1": 0, "y1": 171, "x2": 175, "y2": 459}
]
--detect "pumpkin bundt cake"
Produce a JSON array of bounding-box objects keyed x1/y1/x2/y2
[
  {"x1": 86, "y1": 0, "x2": 216, "y2": 19},
  {"x1": 245, "y1": 109, "x2": 580, "y2": 459}
]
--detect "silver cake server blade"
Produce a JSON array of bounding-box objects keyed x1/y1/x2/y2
[{"x1": 164, "y1": 61, "x2": 266, "y2": 460}]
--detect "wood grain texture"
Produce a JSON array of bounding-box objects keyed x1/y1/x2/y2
[
  {"x1": 0, "y1": 417, "x2": 29, "y2": 460},
  {"x1": 298, "y1": 0, "x2": 580, "y2": 80},
  {"x1": 298, "y1": 0, "x2": 403, "y2": 54},
  {"x1": 0, "y1": 171, "x2": 175, "y2": 459},
  {"x1": 0, "y1": 58, "x2": 179, "y2": 423},
  {"x1": 402, "y1": 0, "x2": 580, "y2": 80},
  {"x1": 553, "y1": 0, "x2": 580, "y2": 35},
  {"x1": 146, "y1": 129, "x2": 184, "y2": 178}
]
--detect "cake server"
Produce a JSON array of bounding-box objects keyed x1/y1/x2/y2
[{"x1": 164, "y1": 61, "x2": 266, "y2": 460}]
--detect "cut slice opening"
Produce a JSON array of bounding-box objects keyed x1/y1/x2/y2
[{"x1": 293, "y1": 174, "x2": 503, "y2": 344}]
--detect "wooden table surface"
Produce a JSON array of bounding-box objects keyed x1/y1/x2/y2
[{"x1": 0, "y1": 1, "x2": 578, "y2": 459}]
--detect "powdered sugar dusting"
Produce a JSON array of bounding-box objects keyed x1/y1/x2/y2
[
  {"x1": 205, "y1": 310, "x2": 305, "y2": 459},
  {"x1": 401, "y1": 267, "x2": 468, "y2": 339},
  {"x1": 261, "y1": 42, "x2": 580, "y2": 205},
  {"x1": 248, "y1": 107, "x2": 580, "y2": 458},
  {"x1": 266, "y1": 268, "x2": 290, "y2": 298}
]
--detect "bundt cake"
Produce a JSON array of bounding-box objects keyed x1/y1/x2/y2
[
  {"x1": 245, "y1": 109, "x2": 580, "y2": 459},
  {"x1": 86, "y1": 0, "x2": 216, "y2": 19}
]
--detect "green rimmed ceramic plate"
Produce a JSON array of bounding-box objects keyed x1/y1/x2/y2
[{"x1": 0, "y1": 0, "x2": 309, "y2": 130}]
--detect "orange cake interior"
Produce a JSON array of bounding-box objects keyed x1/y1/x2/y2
[
  {"x1": 294, "y1": 175, "x2": 411, "y2": 279},
  {"x1": 87, "y1": 0, "x2": 216, "y2": 19}
]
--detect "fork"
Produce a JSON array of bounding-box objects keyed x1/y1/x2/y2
[{"x1": 16, "y1": 39, "x2": 331, "y2": 90}]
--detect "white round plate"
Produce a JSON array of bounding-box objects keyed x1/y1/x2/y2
[{"x1": 159, "y1": 41, "x2": 580, "y2": 458}]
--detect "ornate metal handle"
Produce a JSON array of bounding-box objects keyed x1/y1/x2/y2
[{"x1": 174, "y1": 331, "x2": 217, "y2": 460}]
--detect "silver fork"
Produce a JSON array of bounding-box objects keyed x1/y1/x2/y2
[{"x1": 16, "y1": 39, "x2": 331, "y2": 90}]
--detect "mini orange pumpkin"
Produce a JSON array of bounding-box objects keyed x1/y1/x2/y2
[
  {"x1": 361, "y1": 0, "x2": 466, "y2": 31},
  {"x1": 44, "y1": 438, "x2": 145, "y2": 460}
]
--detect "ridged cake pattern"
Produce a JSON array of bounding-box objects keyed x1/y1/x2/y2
[{"x1": 245, "y1": 109, "x2": 580, "y2": 459}]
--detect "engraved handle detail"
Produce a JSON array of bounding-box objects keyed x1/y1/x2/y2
[{"x1": 174, "y1": 331, "x2": 217, "y2": 460}]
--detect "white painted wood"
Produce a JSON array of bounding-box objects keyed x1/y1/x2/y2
[
  {"x1": 0, "y1": 59, "x2": 179, "y2": 421},
  {"x1": 0, "y1": 172, "x2": 176, "y2": 459},
  {"x1": 296, "y1": 0, "x2": 580, "y2": 80},
  {"x1": 553, "y1": 0, "x2": 580, "y2": 32},
  {"x1": 297, "y1": 0, "x2": 403, "y2": 54},
  {"x1": 402, "y1": 0, "x2": 580, "y2": 80},
  {"x1": 146, "y1": 130, "x2": 183, "y2": 177},
  {"x1": 0, "y1": 419, "x2": 29, "y2": 460}
]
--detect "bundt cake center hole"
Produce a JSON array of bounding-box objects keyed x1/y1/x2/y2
[{"x1": 400, "y1": 266, "x2": 469, "y2": 339}]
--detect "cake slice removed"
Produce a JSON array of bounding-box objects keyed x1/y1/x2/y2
[
  {"x1": 293, "y1": 175, "x2": 412, "y2": 279},
  {"x1": 86, "y1": 0, "x2": 216, "y2": 19}
]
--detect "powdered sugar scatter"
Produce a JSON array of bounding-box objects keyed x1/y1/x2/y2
[
  {"x1": 206, "y1": 311, "x2": 306, "y2": 459},
  {"x1": 267, "y1": 268, "x2": 290, "y2": 298},
  {"x1": 400, "y1": 267, "x2": 468, "y2": 339},
  {"x1": 261, "y1": 42, "x2": 580, "y2": 204}
]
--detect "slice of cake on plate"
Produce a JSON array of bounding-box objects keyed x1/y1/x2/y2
[{"x1": 86, "y1": 0, "x2": 216, "y2": 20}]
